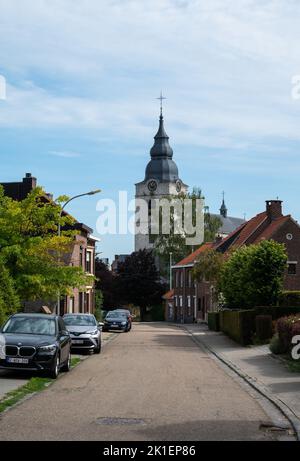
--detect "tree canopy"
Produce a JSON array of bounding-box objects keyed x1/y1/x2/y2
[
  {"x1": 115, "y1": 249, "x2": 166, "y2": 320},
  {"x1": 220, "y1": 240, "x2": 287, "y2": 308},
  {"x1": 0, "y1": 185, "x2": 93, "y2": 318},
  {"x1": 154, "y1": 187, "x2": 221, "y2": 274}
]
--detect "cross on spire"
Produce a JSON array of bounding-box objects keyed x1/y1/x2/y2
[{"x1": 157, "y1": 91, "x2": 166, "y2": 117}]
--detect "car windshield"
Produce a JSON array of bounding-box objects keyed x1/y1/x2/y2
[
  {"x1": 3, "y1": 317, "x2": 56, "y2": 336},
  {"x1": 63, "y1": 315, "x2": 96, "y2": 326},
  {"x1": 106, "y1": 312, "x2": 126, "y2": 319}
]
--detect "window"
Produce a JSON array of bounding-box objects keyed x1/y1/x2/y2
[
  {"x1": 188, "y1": 271, "x2": 192, "y2": 287},
  {"x1": 79, "y1": 292, "x2": 84, "y2": 313},
  {"x1": 86, "y1": 251, "x2": 92, "y2": 273},
  {"x1": 187, "y1": 296, "x2": 191, "y2": 307},
  {"x1": 69, "y1": 297, "x2": 74, "y2": 313},
  {"x1": 288, "y1": 262, "x2": 297, "y2": 275},
  {"x1": 179, "y1": 296, "x2": 183, "y2": 307}
]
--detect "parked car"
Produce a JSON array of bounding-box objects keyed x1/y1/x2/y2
[
  {"x1": 63, "y1": 314, "x2": 102, "y2": 354},
  {"x1": 114, "y1": 309, "x2": 133, "y2": 329},
  {"x1": 103, "y1": 311, "x2": 131, "y2": 332},
  {"x1": 0, "y1": 313, "x2": 71, "y2": 379}
]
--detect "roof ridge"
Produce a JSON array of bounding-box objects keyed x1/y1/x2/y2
[{"x1": 238, "y1": 214, "x2": 268, "y2": 246}]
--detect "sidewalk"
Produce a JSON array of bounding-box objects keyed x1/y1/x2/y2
[{"x1": 181, "y1": 323, "x2": 300, "y2": 437}]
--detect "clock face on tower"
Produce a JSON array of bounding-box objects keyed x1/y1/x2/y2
[
  {"x1": 176, "y1": 180, "x2": 182, "y2": 193},
  {"x1": 148, "y1": 180, "x2": 158, "y2": 192}
]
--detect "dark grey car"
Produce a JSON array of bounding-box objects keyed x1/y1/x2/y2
[{"x1": 63, "y1": 314, "x2": 102, "y2": 354}]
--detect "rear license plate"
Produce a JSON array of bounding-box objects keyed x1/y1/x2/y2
[
  {"x1": 7, "y1": 358, "x2": 29, "y2": 364},
  {"x1": 72, "y1": 340, "x2": 84, "y2": 344}
]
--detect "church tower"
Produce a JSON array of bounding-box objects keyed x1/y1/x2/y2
[{"x1": 135, "y1": 102, "x2": 188, "y2": 252}]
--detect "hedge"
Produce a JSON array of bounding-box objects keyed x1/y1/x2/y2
[
  {"x1": 278, "y1": 291, "x2": 300, "y2": 307},
  {"x1": 218, "y1": 306, "x2": 300, "y2": 346},
  {"x1": 254, "y1": 306, "x2": 300, "y2": 319},
  {"x1": 219, "y1": 310, "x2": 256, "y2": 345},
  {"x1": 255, "y1": 315, "x2": 273, "y2": 341},
  {"x1": 208, "y1": 312, "x2": 220, "y2": 332}
]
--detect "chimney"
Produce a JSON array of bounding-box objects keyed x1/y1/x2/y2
[
  {"x1": 23, "y1": 173, "x2": 37, "y2": 190},
  {"x1": 215, "y1": 234, "x2": 223, "y2": 244},
  {"x1": 266, "y1": 200, "x2": 283, "y2": 220}
]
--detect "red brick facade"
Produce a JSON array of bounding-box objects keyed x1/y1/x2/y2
[{"x1": 168, "y1": 200, "x2": 300, "y2": 324}]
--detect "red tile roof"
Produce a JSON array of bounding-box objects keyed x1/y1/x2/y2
[
  {"x1": 175, "y1": 242, "x2": 214, "y2": 267},
  {"x1": 215, "y1": 211, "x2": 292, "y2": 251},
  {"x1": 229, "y1": 211, "x2": 267, "y2": 247},
  {"x1": 252, "y1": 215, "x2": 290, "y2": 243}
]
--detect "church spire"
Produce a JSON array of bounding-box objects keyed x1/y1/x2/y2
[
  {"x1": 220, "y1": 191, "x2": 228, "y2": 218},
  {"x1": 144, "y1": 94, "x2": 179, "y2": 181},
  {"x1": 150, "y1": 94, "x2": 173, "y2": 159}
]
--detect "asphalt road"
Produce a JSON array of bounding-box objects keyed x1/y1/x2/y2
[{"x1": 0, "y1": 323, "x2": 278, "y2": 441}]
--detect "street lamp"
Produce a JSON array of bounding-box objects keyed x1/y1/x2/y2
[
  {"x1": 169, "y1": 252, "x2": 173, "y2": 290},
  {"x1": 56, "y1": 189, "x2": 101, "y2": 315}
]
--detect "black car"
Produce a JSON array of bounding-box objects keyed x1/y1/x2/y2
[
  {"x1": 103, "y1": 311, "x2": 131, "y2": 332},
  {"x1": 0, "y1": 313, "x2": 72, "y2": 379}
]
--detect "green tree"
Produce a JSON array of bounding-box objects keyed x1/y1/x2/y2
[
  {"x1": 154, "y1": 188, "x2": 222, "y2": 274},
  {"x1": 220, "y1": 240, "x2": 287, "y2": 308},
  {"x1": 0, "y1": 185, "x2": 92, "y2": 304},
  {"x1": 94, "y1": 289, "x2": 104, "y2": 321},
  {"x1": 115, "y1": 250, "x2": 166, "y2": 321},
  {"x1": 0, "y1": 258, "x2": 20, "y2": 325},
  {"x1": 204, "y1": 212, "x2": 222, "y2": 242},
  {"x1": 192, "y1": 248, "x2": 224, "y2": 287}
]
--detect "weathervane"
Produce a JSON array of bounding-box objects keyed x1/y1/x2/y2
[{"x1": 157, "y1": 91, "x2": 166, "y2": 116}]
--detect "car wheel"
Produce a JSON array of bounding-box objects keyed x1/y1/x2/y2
[
  {"x1": 49, "y1": 353, "x2": 60, "y2": 379},
  {"x1": 94, "y1": 341, "x2": 101, "y2": 354},
  {"x1": 61, "y1": 351, "x2": 71, "y2": 372}
]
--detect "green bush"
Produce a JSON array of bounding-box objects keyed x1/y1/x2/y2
[
  {"x1": 208, "y1": 312, "x2": 220, "y2": 331},
  {"x1": 220, "y1": 310, "x2": 255, "y2": 345},
  {"x1": 255, "y1": 306, "x2": 300, "y2": 320},
  {"x1": 276, "y1": 315, "x2": 300, "y2": 354},
  {"x1": 269, "y1": 334, "x2": 286, "y2": 355},
  {"x1": 255, "y1": 315, "x2": 273, "y2": 341},
  {"x1": 278, "y1": 291, "x2": 300, "y2": 307}
]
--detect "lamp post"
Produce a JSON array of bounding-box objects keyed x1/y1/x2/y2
[
  {"x1": 56, "y1": 189, "x2": 101, "y2": 315},
  {"x1": 169, "y1": 252, "x2": 173, "y2": 290}
]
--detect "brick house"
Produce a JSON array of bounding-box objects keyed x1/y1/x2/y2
[
  {"x1": 1, "y1": 173, "x2": 98, "y2": 315},
  {"x1": 170, "y1": 200, "x2": 300, "y2": 323}
]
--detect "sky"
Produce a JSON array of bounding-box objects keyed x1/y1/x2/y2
[{"x1": 1, "y1": 0, "x2": 300, "y2": 262}]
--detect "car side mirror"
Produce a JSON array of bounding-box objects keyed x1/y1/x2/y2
[{"x1": 98, "y1": 322, "x2": 104, "y2": 328}]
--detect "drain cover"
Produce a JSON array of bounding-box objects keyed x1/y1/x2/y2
[{"x1": 96, "y1": 417, "x2": 147, "y2": 426}]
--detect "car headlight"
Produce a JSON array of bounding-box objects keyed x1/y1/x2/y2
[
  {"x1": 39, "y1": 344, "x2": 57, "y2": 354},
  {"x1": 121, "y1": 321, "x2": 127, "y2": 326},
  {"x1": 86, "y1": 329, "x2": 98, "y2": 335}
]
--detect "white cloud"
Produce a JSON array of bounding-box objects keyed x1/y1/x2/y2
[{"x1": 0, "y1": 0, "x2": 300, "y2": 152}]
